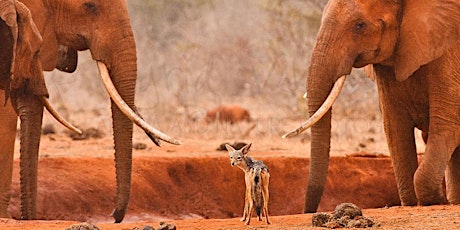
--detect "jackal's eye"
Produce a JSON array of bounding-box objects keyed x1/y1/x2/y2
[
  {"x1": 237, "y1": 156, "x2": 242, "y2": 160},
  {"x1": 354, "y1": 21, "x2": 367, "y2": 34},
  {"x1": 34, "y1": 50, "x2": 40, "y2": 59}
]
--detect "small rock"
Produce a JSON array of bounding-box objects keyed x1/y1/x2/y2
[
  {"x1": 84, "y1": 127, "x2": 105, "y2": 139},
  {"x1": 313, "y1": 203, "x2": 378, "y2": 228},
  {"x1": 347, "y1": 216, "x2": 379, "y2": 228},
  {"x1": 65, "y1": 222, "x2": 100, "y2": 230},
  {"x1": 158, "y1": 221, "x2": 176, "y2": 230},
  {"x1": 133, "y1": 225, "x2": 155, "y2": 230},
  {"x1": 312, "y1": 213, "x2": 332, "y2": 227},
  {"x1": 69, "y1": 127, "x2": 104, "y2": 140},
  {"x1": 133, "y1": 142, "x2": 147, "y2": 150},
  {"x1": 69, "y1": 132, "x2": 86, "y2": 140},
  {"x1": 333, "y1": 203, "x2": 362, "y2": 219},
  {"x1": 142, "y1": 225, "x2": 155, "y2": 230},
  {"x1": 337, "y1": 215, "x2": 351, "y2": 227},
  {"x1": 42, "y1": 124, "x2": 56, "y2": 135},
  {"x1": 324, "y1": 220, "x2": 341, "y2": 229}
]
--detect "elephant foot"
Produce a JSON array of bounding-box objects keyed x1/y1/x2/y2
[
  {"x1": 0, "y1": 199, "x2": 11, "y2": 218},
  {"x1": 446, "y1": 182, "x2": 460, "y2": 204},
  {"x1": 448, "y1": 196, "x2": 460, "y2": 204},
  {"x1": 415, "y1": 177, "x2": 447, "y2": 205},
  {"x1": 417, "y1": 194, "x2": 448, "y2": 206},
  {"x1": 111, "y1": 208, "x2": 126, "y2": 223},
  {"x1": 414, "y1": 161, "x2": 449, "y2": 206},
  {"x1": 0, "y1": 210, "x2": 10, "y2": 219},
  {"x1": 400, "y1": 197, "x2": 417, "y2": 207}
]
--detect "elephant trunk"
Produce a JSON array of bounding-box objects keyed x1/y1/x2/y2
[
  {"x1": 304, "y1": 35, "x2": 352, "y2": 213},
  {"x1": 12, "y1": 92, "x2": 43, "y2": 220},
  {"x1": 91, "y1": 9, "x2": 178, "y2": 223},
  {"x1": 304, "y1": 62, "x2": 333, "y2": 213},
  {"x1": 110, "y1": 54, "x2": 136, "y2": 224},
  {"x1": 91, "y1": 28, "x2": 137, "y2": 223}
]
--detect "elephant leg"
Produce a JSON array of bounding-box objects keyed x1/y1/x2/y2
[
  {"x1": 382, "y1": 110, "x2": 418, "y2": 206},
  {"x1": 0, "y1": 145, "x2": 14, "y2": 218},
  {"x1": 0, "y1": 96, "x2": 18, "y2": 218},
  {"x1": 414, "y1": 133, "x2": 453, "y2": 205},
  {"x1": 426, "y1": 110, "x2": 460, "y2": 205},
  {"x1": 446, "y1": 147, "x2": 460, "y2": 204},
  {"x1": 14, "y1": 94, "x2": 44, "y2": 219},
  {"x1": 417, "y1": 71, "x2": 460, "y2": 205}
]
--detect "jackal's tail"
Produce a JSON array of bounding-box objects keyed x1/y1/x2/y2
[{"x1": 253, "y1": 168, "x2": 264, "y2": 216}]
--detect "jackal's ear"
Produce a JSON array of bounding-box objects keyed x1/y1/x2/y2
[
  {"x1": 225, "y1": 144, "x2": 235, "y2": 152},
  {"x1": 241, "y1": 143, "x2": 252, "y2": 155}
]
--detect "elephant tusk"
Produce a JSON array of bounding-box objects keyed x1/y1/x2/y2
[
  {"x1": 96, "y1": 61, "x2": 181, "y2": 146},
  {"x1": 282, "y1": 75, "x2": 346, "y2": 138},
  {"x1": 41, "y1": 97, "x2": 82, "y2": 134}
]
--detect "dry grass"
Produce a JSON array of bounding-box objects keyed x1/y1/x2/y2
[{"x1": 40, "y1": 0, "x2": 425, "y2": 156}]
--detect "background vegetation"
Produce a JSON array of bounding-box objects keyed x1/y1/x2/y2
[{"x1": 43, "y1": 0, "x2": 386, "y2": 153}]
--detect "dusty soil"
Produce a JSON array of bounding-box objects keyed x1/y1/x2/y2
[{"x1": 4, "y1": 133, "x2": 460, "y2": 229}]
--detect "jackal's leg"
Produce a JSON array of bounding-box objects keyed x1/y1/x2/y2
[
  {"x1": 245, "y1": 182, "x2": 255, "y2": 225},
  {"x1": 245, "y1": 201, "x2": 253, "y2": 225},
  {"x1": 262, "y1": 174, "x2": 271, "y2": 224},
  {"x1": 240, "y1": 202, "x2": 248, "y2": 222},
  {"x1": 258, "y1": 192, "x2": 263, "y2": 221},
  {"x1": 263, "y1": 206, "x2": 270, "y2": 224},
  {"x1": 241, "y1": 182, "x2": 252, "y2": 222}
]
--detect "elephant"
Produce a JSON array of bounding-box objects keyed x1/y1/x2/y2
[
  {"x1": 0, "y1": 0, "x2": 85, "y2": 218},
  {"x1": 0, "y1": 0, "x2": 181, "y2": 223},
  {"x1": 283, "y1": 0, "x2": 460, "y2": 212}
]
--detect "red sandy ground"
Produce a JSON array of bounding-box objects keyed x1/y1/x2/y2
[{"x1": 4, "y1": 135, "x2": 460, "y2": 229}]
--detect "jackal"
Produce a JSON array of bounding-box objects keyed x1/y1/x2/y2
[{"x1": 226, "y1": 143, "x2": 270, "y2": 225}]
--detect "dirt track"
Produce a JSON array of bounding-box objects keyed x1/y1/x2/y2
[
  {"x1": 5, "y1": 135, "x2": 460, "y2": 229},
  {"x1": 8, "y1": 154, "x2": 399, "y2": 221},
  {"x1": 1, "y1": 205, "x2": 460, "y2": 229}
]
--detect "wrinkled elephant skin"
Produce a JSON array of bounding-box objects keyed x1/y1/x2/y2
[
  {"x1": 0, "y1": 97, "x2": 17, "y2": 218},
  {"x1": 303, "y1": 0, "x2": 460, "y2": 212},
  {"x1": 0, "y1": 0, "x2": 48, "y2": 220},
  {"x1": 0, "y1": 0, "x2": 147, "y2": 222}
]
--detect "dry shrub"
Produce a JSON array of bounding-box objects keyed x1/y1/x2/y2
[{"x1": 43, "y1": 0, "x2": 383, "y2": 151}]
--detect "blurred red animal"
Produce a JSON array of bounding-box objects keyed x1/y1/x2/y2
[{"x1": 205, "y1": 105, "x2": 252, "y2": 124}]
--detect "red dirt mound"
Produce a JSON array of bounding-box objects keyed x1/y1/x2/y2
[{"x1": 8, "y1": 155, "x2": 399, "y2": 222}]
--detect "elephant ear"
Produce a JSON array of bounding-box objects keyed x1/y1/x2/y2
[
  {"x1": 10, "y1": 1, "x2": 48, "y2": 97},
  {"x1": 0, "y1": 0, "x2": 17, "y2": 89},
  {"x1": 394, "y1": 0, "x2": 460, "y2": 81},
  {"x1": 24, "y1": 0, "x2": 59, "y2": 71},
  {"x1": 56, "y1": 45, "x2": 78, "y2": 73}
]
